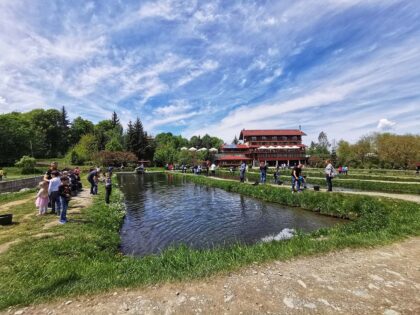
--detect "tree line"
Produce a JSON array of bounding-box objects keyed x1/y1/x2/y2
[
  {"x1": 308, "y1": 131, "x2": 420, "y2": 169},
  {"x1": 0, "y1": 108, "x2": 223, "y2": 167}
]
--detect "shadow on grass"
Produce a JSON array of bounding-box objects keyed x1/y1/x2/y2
[{"x1": 30, "y1": 272, "x2": 81, "y2": 296}]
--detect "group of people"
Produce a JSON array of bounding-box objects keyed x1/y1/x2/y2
[
  {"x1": 337, "y1": 165, "x2": 349, "y2": 175},
  {"x1": 35, "y1": 162, "x2": 113, "y2": 224},
  {"x1": 35, "y1": 162, "x2": 83, "y2": 223}
]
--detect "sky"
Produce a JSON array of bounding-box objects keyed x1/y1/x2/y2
[{"x1": 0, "y1": 0, "x2": 419, "y2": 145}]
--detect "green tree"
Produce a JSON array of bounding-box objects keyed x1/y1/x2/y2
[
  {"x1": 15, "y1": 155, "x2": 36, "y2": 174},
  {"x1": 70, "y1": 117, "x2": 94, "y2": 145},
  {"x1": 153, "y1": 144, "x2": 178, "y2": 166}
]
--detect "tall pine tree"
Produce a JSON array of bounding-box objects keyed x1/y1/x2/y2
[
  {"x1": 111, "y1": 111, "x2": 120, "y2": 129},
  {"x1": 59, "y1": 106, "x2": 70, "y2": 154}
]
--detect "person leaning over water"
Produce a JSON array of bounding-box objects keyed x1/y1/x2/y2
[
  {"x1": 105, "y1": 173, "x2": 112, "y2": 204},
  {"x1": 259, "y1": 162, "x2": 267, "y2": 184},
  {"x1": 291, "y1": 163, "x2": 303, "y2": 192},
  {"x1": 87, "y1": 168, "x2": 100, "y2": 195},
  {"x1": 324, "y1": 159, "x2": 336, "y2": 192}
]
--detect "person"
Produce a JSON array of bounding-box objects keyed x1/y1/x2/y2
[
  {"x1": 48, "y1": 171, "x2": 61, "y2": 215},
  {"x1": 416, "y1": 165, "x2": 420, "y2": 176},
  {"x1": 93, "y1": 173, "x2": 99, "y2": 195},
  {"x1": 105, "y1": 173, "x2": 112, "y2": 204},
  {"x1": 35, "y1": 180, "x2": 49, "y2": 215},
  {"x1": 291, "y1": 163, "x2": 303, "y2": 192},
  {"x1": 44, "y1": 162, "x2": 59, "y2": 181},
  {"x1": 0, "y1": 168, "x2": 3, "y2": 181},
  {"x1": 343, "y1": 165, "x2": 349, "y2": 175},
  {"x1": 239, "y1": 161, "x2": 246, "y2": 182},
  {"x1": 87, "y1": 168, "x2": 100, "y2": 195},
  {"x1": 210, "y1": 163, "x2": 216, "y2": 176},
  {"x1": 108, "y1": 166, "x2": 114, "y2": 176},
  {"x1": 135, "y1": 163, "x2": 144, "y2": 174},
  {"x1": 324, "y1": 159, "x2": 336, "y2": 192},
  {"x1": 58, "y1": 176, "x2": 71, "y2": 224},
  {"x1": 73, "y1": 167, "x2": 83, "y2": 191},
  {"x1": 338, "y1": 165, "x2": 342, "y2": 174},
  {"x1": 259, "y1": 162, "x2": 267, "y2": 184},
  {"x1": 274, "y1": 166, "x2": 280, "y2": 184}
]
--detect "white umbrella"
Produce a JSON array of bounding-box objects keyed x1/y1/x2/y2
[
  {"x1": 291, "y1": 145, "x2": 300, "y2": 149},
  {"x1": 284, "y1": 145, "x2": 291, "y2": 149},
  {"x1": 276, "y1": 146, "x2": 285, "y2": 149},
  {"x1": 198, "y1": 148, "x2": 207, "y2": 151},
  {"x1": 259, "y1": 146, "x2": 267, "y2": 150},
  {"x1": 209, "y1": 147, "x2": 218, "y2": 152},
  {"x1": 268, "y1": 146, "x2": 275, "y2": 149},
  {"x1": 189, "y1": 147, "x2": 197, "y2": 151},
  {"x1": 180, "y1": 147, "x2": 188, "y2": 151}
]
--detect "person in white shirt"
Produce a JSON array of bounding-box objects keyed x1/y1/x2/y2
[
  {"x1": 48, "y1": 171, "x2": 62, "y2": 215},
  {"x1": 210, "y1": 163, "x2": 216, "y2": 176},
  {"x1": 324, "y1": 159, "x2": 336, "y2": 192}
]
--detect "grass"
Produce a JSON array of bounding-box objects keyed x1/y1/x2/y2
[
  {"x1": 0, "y1": 189, "x2": 36, "y2": 206},
  {"x1": 219, "y1": 170, "x2": 420, "y2": 195},
  {"x1": 0, "y1": 174, "x2": 419, "y2": 310}
]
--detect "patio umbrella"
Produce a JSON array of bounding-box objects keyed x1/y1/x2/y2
[
  {"x1": 189, "y1": 147, "x2": 197, "y2": 151},
  {"x1": 180, "y1": 147, "x2": 188, "y2": 151},
  {"x1": 198, "y1": 148, "x2": 208, "y2": 151},
  {"x1": 209, "y1": 148, "x2": 218, "y2": 152},
  {"x1": 259, "y1": 146, "x2": 267, "y2": 150}
]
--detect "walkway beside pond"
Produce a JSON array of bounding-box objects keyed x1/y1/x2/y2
[
  {"x1": 8, "y1": 237, "x2": 419, "y2": 314},
  {"x1": 204, "y1": 173, "x2": 420, "y2": 204}
]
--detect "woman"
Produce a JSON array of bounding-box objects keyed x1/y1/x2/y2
[{"x1": 324, "y1": 159, "x2": 336, "y2": 192}]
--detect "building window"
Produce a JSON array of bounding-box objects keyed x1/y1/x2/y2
[
  {"x1": 262, "y1": 136, "x2": 267, "y2": 140},
  {"x1": 282, "y1": 136, "x2": 287, "y2": 141},
  {"x1": 272, "y1": 136, "x2": 277, "y2": 140},
  {"x1": 251, "y1": 136, "x2": 256, "y2": 141},
  {"x1": 292, "y1": 136, "x2": 297, "y2": 140}
]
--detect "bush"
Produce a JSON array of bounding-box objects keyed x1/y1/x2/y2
[
  {"x1": 15, "y1": 156, "x2": 36, "y2": 174},
  {"x1": 92, "y1": 150, "x2": 138, "y2": 167}
]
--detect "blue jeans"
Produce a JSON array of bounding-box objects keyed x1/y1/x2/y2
[
  {"x1": 291, "y1": 176, "x2": 301, "y2": 191},
  {"x1": 50, "y1": 191, "x2": 61, "y2": 214},
  {"x1": 240, "y1": 171, "x2": 245, "y2": 182},
  {"x1": 260, "y1": 172, "x2": 266, "y2": 183},
  {"x1": 60, "y1": 197, "x2": 68, "y2": 222}
]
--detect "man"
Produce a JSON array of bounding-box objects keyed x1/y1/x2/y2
[
  {"x1": 239, "y1": 161, "x2": 246, "y2": 183},
  {"x1": 0, "y1": 168, "x2": 3, "y2": 181},
  {"x1": 87, "y1": 168, "x2": 100, "y2": 195},
  {"x1": 210, "y1": 163, "x2": 216, "y2": 176},
  {"x1": 44, "y1": 162, "x2": 59, "y2": 181},
  {"x1": 259, "y1": 162, "x2": 267, "y2": 184},
  {"x1": 325, "y1": 159, "x2": 336, "y2": 192},
  {"x1": 291, "y1": 163, "x2": 303, "y2": 192}
]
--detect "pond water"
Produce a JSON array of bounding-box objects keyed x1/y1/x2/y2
[{"x1": 118, "y1": 173, "x2": 343, "y2": 256}]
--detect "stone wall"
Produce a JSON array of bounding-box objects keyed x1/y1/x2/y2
[{"x1": 0, "y1": 176, "x2": 43, "y2": 193}]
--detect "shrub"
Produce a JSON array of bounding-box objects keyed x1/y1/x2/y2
[
  {"x1": 92, "y1": 150, "x2": 138, "y2": 167},
  {"x1": 15, "y1": 156, "x2": 36, "y2": 174}
]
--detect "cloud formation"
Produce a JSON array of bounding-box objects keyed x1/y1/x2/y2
[{"x1": 0, "y1": 0, "x2": 419, "y2": 144}]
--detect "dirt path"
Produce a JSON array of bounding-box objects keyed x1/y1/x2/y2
[
  {"x1": 6, "y1": 237, "x2": 419, "y2": 315},
  {"x1": 0, "y1": 196, "x2": 34, "y2": 213}
]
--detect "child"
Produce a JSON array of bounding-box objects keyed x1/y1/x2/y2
[
  {"x1": 105, "y1": 173, "x2": 112, "y2": 204},
  {"x1": 48, "y1": 171, "x2": 61, "y2": 215},
  {"x1": 35, "y1": 181, "x2": 49, "y2": 215},
  {"x1": 58, "y1": 176, "x2": 71, "y2": 224}
]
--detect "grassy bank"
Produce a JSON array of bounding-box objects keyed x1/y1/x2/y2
[
  {"x1": 1, "y1": 174, "x2": 419, "y2": 310},
  {"x1": 0, "y1": 189, "x2": 37, "y2": 205},
  {"x1": 219, "y1": 170, "x2": 420, "y2": 195}
]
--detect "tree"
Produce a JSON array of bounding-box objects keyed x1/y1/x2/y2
[
  {"x1": 153, "y1": 144, "x2": 178, "y2": 166},
  {"x1": 15, "y1": 155, "x2": 36, "y2": 174},
  {"x1": 111, "y1": 111, "x2": 120, "y2": 129},
  {"x1": 317, "y1": 131, "x2": 331, "y2": 154},
  {"x1": 232, "y1": 135, "x2": 239, "y2": 144},
  {"x1": 70, "y1": 117, "x2": 94, "y2": 145},
  {"x1": 94, "y1": 120, "x2": 114, "y2": 151}
]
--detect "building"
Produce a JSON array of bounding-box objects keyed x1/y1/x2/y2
[{"x1": 217, "y1": 129, "x2": 307, "y2": 167}]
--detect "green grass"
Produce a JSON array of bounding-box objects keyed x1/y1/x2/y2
[
  {"x1": 219, "y1": 170, "x2": 420, "y2": 194},
  {"x1": 0, "y1": 167, "x2": 43, "y2": 181},
  {"x1": 0, "y1": 189, "x2": 36, "y2": 205},
  {"x1": 0, "y1": 174, "x2": 419, "y2": 310}
]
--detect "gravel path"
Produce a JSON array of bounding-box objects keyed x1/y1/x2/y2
[{"x1": 7, "y1": 238, "x2": 419, "y2": 315}]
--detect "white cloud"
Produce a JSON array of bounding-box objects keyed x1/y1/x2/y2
[
  {"x1": 377, "y1": 118, "x2": 396, "y2": 130},
  {"x1": 154, "y1": 100, "x2": 192, "y2": 116}
]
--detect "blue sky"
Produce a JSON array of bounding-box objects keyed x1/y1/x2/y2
[{"x1": 0, "y1": 0, "x2": 419, "y2": 144}]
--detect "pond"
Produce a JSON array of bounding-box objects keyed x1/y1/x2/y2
[{"x1": 118, "y1": 173, "x2": 343, "y2": 256}]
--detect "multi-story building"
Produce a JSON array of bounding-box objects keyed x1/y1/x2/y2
[{"x1": 217, "y1": 129, "x2": 307, "y2": 167}]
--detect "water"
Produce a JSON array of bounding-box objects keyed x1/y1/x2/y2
[{"x1": 118, "y1": 173, "x2": 343, "y2": 256}]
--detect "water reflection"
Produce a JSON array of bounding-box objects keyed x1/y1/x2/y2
[{"x1": 118, "y1": 173, "x2": 342, "y2": 256}]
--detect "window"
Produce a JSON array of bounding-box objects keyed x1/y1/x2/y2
[
  {"x1": 282, "y1": 136, "x2": 287, "y2": 141},
  {"x1": 272, "y1": 136, "x2": 277, "y2": 140},
  {"x1": 251, "y1": 136, "x2": 257, "y2": 141},
  {"x1": 262, "y1": 136, "x2": 267, "y2": 140},
  {"x1": 292, "y1": 136, "x2": 297, "y2": 141}
]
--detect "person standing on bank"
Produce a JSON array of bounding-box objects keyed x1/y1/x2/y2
[
  {"x1": 291, "y1": 163, "x2": 303, "y2": 192},
  {"x1": 87, "y1": 168, "x2": 100, "y2": 195},
  {"x1": 105, "y1": 173, "x2": 112, "y2": 204},
  {"x1": 239, "y1": 161, "x2": 246, "y2": 182},
  {"x1": 48, "y1": 171, "x2": 61, "y2": 215},
  {"x1": 44, "y1": 162, "x2": 59, "y2": 181},
  {"x1": 324, "y1": 159, "x2": 336, "y2": 192},
  {"x1": 260, "y1": 162, "x2": 267, "y2": 184}
]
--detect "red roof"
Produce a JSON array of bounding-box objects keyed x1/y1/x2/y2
[
  {"x1": 217, "y1": 155, "x2": 252, "y2": 161},
  {"x1": 240, "y1": 129, "x2": 306, "y2": 139}
]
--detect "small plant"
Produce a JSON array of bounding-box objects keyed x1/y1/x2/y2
[{"x1": 15, "y1": 156, "x2": 36, "y2": 174}]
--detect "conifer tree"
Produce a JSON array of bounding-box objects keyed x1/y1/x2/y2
[{"x1": 111, "y1": 111, "x2": 120, "y2": 128}]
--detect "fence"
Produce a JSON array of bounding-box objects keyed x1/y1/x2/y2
[{"x1": 0, "y1": 176, "x2": 43, "y2": 193}]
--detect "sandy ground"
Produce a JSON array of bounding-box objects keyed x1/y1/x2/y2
[{"x1": 5, "y1": 237, "x2": 419, "y2": 315}]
